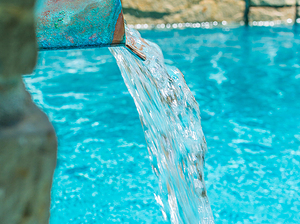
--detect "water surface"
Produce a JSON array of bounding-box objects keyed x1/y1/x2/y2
[{"x1": 24, "y1": 26, "x2": 300, "y2": 223}]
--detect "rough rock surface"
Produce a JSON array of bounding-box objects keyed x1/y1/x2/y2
[
  {"x1": 250, "y1": 0, "x2": 296, "y2": 6},
  {"x1": 122, "y1": 0, "x2": 245, "y2": 24},
  {"x1": 249, "y1": 6, "x2": 296, "y2": 22},
  {"x1": 0, "y1": 0, "x2": 57, "y2": 223},
  {"x1": 0, "y1": 2, "x2": 37, "y2": 78},
  {"x1": 0, "y1": 93, "x2": 57, "y2": 224}
]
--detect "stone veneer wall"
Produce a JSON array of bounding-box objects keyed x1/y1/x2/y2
[
  {"x1": 122, "y1": 0, "x2": 300, "y2": 25},
  {"x1": 0, "y1": 0, "x2": 57, "y2": 223}
]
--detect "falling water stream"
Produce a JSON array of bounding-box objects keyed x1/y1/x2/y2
[{"x1": 110, "y1": 27, "x2": 214, "y2": 224}]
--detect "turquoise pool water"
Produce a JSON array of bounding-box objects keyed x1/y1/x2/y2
[{"x1": 24, "y1": 26, "x2": 300, "y2": 223}]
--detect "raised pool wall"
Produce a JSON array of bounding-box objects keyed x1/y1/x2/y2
[
  {"x1": 0, "y1": 0, "x2": 57, "y2": 223},
  {"x1": 122, "y1": 0, "x2": 300, "y2": 25}
]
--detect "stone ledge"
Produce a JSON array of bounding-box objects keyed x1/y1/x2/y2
[
  {"x1": 249, "y1": 6, "x2": 296, "y2": 22},
  {"x1": 250, "y1": 0, "x2": 296, "y2": 6}
]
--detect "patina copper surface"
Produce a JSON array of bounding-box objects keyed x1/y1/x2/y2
[
  {"x1": 35, "y1": 0, "x2": 147, "y2": 60},
  {"x1": 36, "y1": 0, "x2": 126, "y2": 50}
]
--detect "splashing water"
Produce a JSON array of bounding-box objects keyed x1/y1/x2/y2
[{"x1": 109, "y1": 27, "x2": 214, "y2": 223}]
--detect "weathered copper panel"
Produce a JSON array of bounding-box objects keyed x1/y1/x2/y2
[{"x1": 35, "y1": 0, "x2": 126, "y2": 50}]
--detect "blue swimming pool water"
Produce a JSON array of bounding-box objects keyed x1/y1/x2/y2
[{"x1": 24, "y1": 26, "x2": 300, "y2": 223}]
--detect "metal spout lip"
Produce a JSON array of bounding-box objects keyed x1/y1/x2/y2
[
  {"x1": 36, "y1": 0, "x2": 126, "y2": 50},
  {"x1": 125, "y1": 43, "x2": 146, "y2": 61}
]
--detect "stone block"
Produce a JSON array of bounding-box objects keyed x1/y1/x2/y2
[
  {"x1": 122, "y1": 0, "x2": 189, "y2": 13},
  {"x1": 211, "y1": 0, "x2": 246, "y2": 22},
  {"x1": 249, "y1": 6, "x2": 296, "y2": 22},
  {"x1": 250, "y1": 0, "x2": 296, "y2": 6}
]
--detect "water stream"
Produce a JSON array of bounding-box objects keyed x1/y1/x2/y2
[{"x1": 110, "y1": 27, "x2": 214, "y2": 224}]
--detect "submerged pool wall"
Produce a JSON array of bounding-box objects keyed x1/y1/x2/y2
[
  {"x1": 122, "y1": 0, "x2": 300, "y2": 26},
  {"x1": 0, "y1": 0, "x2": 57, "y2": 223}
]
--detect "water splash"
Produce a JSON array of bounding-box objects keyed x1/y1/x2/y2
[{"x1": 110, "y1": 27, "x2": 214, "y2": 223}]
